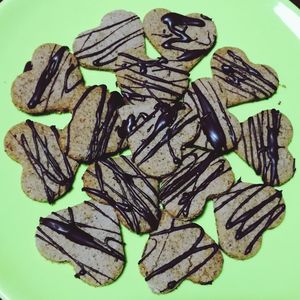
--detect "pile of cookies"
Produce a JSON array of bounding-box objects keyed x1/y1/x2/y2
[{"x1": 4, "y1": 9, "x2": 296, "y2": 294}]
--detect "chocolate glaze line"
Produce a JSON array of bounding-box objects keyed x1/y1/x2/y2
[
  {"x1": 83, "y1": 156, "x2": 160, "y2": 233},
  {"x1": 160, "y1": 12, "x2": 215, "y2": 61},
  {"x1": 160, "y1": 150, "x2": 232, "y2": 218},
  {"x1": 74, "y1": 15, "x2": 144, "y2": 67},
  {"x1": 116, "y1": 53, "x2": 189, "y2": 103},
  {"x1": 212, "y1": 50, "x2": 278, "y2": 99},
  {"x1": 239, "y1": 109, "x2": 290, "y2": 185},
  {"x1": 214, "y1": 180, "x2": 285, "y2": 255},
  {"x1": 131, "y1": 102, "x2": 197, "y2": 167},
  {"x1": 36, "y1": 202, "x2": 124, "y2": 282},
  {"x1": 27, "y1": 45, "x2": 83, "y2": 111},
  {"x1": 139, "y1": 220, "x2": 219, "y2": 292},
  {"x1": 65, "y1": 85, "x2": 125, "y2": 163},
  {"x1": 17, "y1": 120, "x2": 75, "y2": 203}
]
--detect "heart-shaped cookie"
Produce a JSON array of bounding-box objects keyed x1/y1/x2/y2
[
  {"x1": 236, "y1": 109, "x2": 295, "y2": 186},
  {"x1": 36, "y1": 200, "x2": 125, "y2": 286},
  {"x1": 144, "y1": 9, "x2": 217, "y2": 71},
  {"x1": 139, "y1": 212, "x2": 223, "y2": 293},
  {"x1": 118, "y1": 100, "x2": 198, "y2": 178},
  {"x1": 73, "y1": 10, "x2": 144, "y2": 71},
  {"x1": 160, "y1": 148, "x2": 234, "y2": 220},
  {"x1": 183, "y1": 78, "x2": 241, "y2": 153},
  {"x1": 82, "y1": 155, "x2": 160, "y2": 234},
  {"x1": 213, "y1": 180, "x2": 285, "y2": 259},
  {"x1": 115, "y1": 48, "x2": 189, "y2": 104},
  {"x1": 4, "y1": 120, "x2": 78, "y2": 203},
  {"x1": 12, "y1": 43, "x2": 85, "y2": 114},
  {"x1": 211, "y1": 47, "x2": 279, "y2": 107},
  {"x1": 59, "y1": 85, "x2": 127, "y2": 163}
]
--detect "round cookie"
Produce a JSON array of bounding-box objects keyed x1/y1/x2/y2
[
  {"x1": 211, "y1": 47, "x2": 279, "y2": 107},
  {"x1": 82, "y1": 155, "x2": 160, "y2": 234},
  {"x1": 4, "y1": 120, "x2": 79, "y2": 203},
  {"x1": 213, "y1": 180, "x2": 285, "y2": 259},
  {"x1": 73, "y1": 10, "x2": 144, "y2": 71},
  {"x1": 143, "y1": 9, "x2": 217, "y2": 71},
  {"x1": 36, "y1": 200, "x2": 125, "y2": 286},
  {"x1": 139, "y1": 212, "x2": 223, "y2": 294},
  {"x1": 12, "y1": 43, "x2": 85, "y2": 114}
]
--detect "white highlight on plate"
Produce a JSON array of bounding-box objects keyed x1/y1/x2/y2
[{"x1": 274, "y1": 2, "x2": 300, "y2": 40}]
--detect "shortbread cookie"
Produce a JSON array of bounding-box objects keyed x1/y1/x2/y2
[
  {"x1": 160, "y1": 148, "x2": 234, "y2": 220},
  {"x1": 118, "y1": 101, "x2": 198, "y2": 178},
  {"x1": 236, "y1": 109, "x2": 295, "y2": 186},
  {"x1": 59, "y1": 85, "x2": 127, "y2": 163},
  {"x1": 143, "y1": 9, "x2": 217, "y2": 71},
  {"x1": 12, "y1": 44, "x2": 84, "y2": 114},
  {"x1": 184, "y1": 78, "x2": 241, "y2": 153},
  {"x1": 4, "y1": 120, "x2": 78, "y2": 203},
  {"x1": 139, "y1": 212, "x2": 223, "y2": 293},
  {"x1": 36, "y1": 200, "x2": 125, "y2": 286},
  {"x1": 73, "y1": 10, "x2": 144, "y2": 71},
  {"x1": 82, "y1": 155, "x2": 160, "y2": 234},
  {"x1": 213, "y1": 180, "x2": 285, "y2": 259},
  {"x1": 115, "y1": 48, "x2": 189, "y2": 104},
  {"x1": 211, "y1": 47, "x2": 279, "y2": 107}
]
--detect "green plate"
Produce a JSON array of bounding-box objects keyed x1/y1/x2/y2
[{"x1": 0, "y1": 0, "x2": 299, "y2": 299}]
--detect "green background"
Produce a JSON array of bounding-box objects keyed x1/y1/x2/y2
[{"x1": 0, "y1": 0, "x2": 299, "y2": 299}]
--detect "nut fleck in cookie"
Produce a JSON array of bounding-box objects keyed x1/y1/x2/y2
[
  {"x1": 59, "y1": 85, "x2": 127, "y2": 163},
  {"x1": 35, "y1": 200, "x2": 125, "y2": 286},
  {"x1": 118, "y1": 101, "x2": 198, "y2": 178},
  {"x1": 160, "y1": 148, "x2": 234, "y2": 220},
  {"x1": 213, "y1": 180, "x2": 285, "y2": 259},
  {"x1": 73, "y1": 10, "x2": 144, "y2": 71},
  {"x1": 236, "y1": 109, "x2": 295, "y2": 186},
  {"x1": 82, "y1": 155, "x2": 160, "y2": 234},
  {"x1": 144, "y1": 9, "x2": 217, "y2": 71},
  {"x1": 183, "y1": 78, "x2": 241, "y2": 153},
  {"x1": 115, "y1": 48, "x2": 189, "y2": 104},
  {"x1": 4, "y1": 120, "x2": 78, "y2": 203},
  {"x1": 139, "y1": 212, "x2": 223, "y2": 294},
  {"x1": 12, "y1": 44, "x2": 84, "y2": 114},
  {"x1": 211, "y1": 47, "x2": 279, "y2": 107}
]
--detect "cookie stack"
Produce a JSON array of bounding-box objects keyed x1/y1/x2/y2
[{"x1": 4, "y1": 9, "x2": 295, "y2": 294}]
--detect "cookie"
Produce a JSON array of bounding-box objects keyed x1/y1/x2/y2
[
  {"x1": 213, "y1": 180, "x2": 285, "y2": 259},
  {"x1": 4, "y1": 120, "x2": 78, "y2": 203},
  {"x1": 139, "y1": 212, "x2": 223, "y2": 293},
  {"x1": 73, "y1": 10, "x2": 144, "y2": 71},
  {"x1": 236, "y1": 109, "x2": 295, "y2": 186},
  {"x1": 12, "y1": 43, "x2": 84, "y2": 114},
  {"x1": 118, "y1": 101, "x2": 198, "y2": 178},
  {"x1": 160, "y1": 148, "x2": 234, "y2": 220},
  {"x1": 82, "y1": 155, "x2": 160, "y2": 234},
  {"x1": 183, "y1": 78, "x2": 241, "y2": 153},
  {"x1": 35, "y1": 200, "x2": 125, "y2": 286},
  {"x1": 59, "y1": 85, "x2": 127, "y2": 163},
  {"x1": 211, "y1": 47, "x2": 279, "y2": 107},
  {"x1": 143, "y1": 9, "x2": 217, "y2": 71},
  {"x1": 115, "y1": 48, "x2": 189, "y2": 104}
]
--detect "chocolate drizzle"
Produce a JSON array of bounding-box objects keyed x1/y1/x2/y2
[
  {"x1": 160, "y1": 149, "x2": 232, "y2": 218},
  {"x1": 74, "y1": 14, "x2": 144, "y2": 68},
  {"x1": 116, "y1": 52, "x2": 189, "y2": 103},
  {"x1": 83, "y1": 156, "x2": 160, "y2": 233},
  {"x1": 65, "y1": 85, "x2": 126, "y2": 163},
  {"x1": 160, "y1": 12, "x2": 215, "y2": 61},
  {"x1": 18, "y1": 120, "x2": 76, "y2": 203},
  {"x1": 214, "y1": 180, "x2": 285, "y2": 255},
  {"x1": 212, "y1": 49, "x2": 278, "y2": 100},
  {"x1": 36, "y1": 201, "x2": 124, "y2": 283},
  {"x1": 139, "y1": 218, "x2": 220, "y2": 292},
  {"x1": 26, "y1": 45, "x2": 83, "y2": 111}
]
